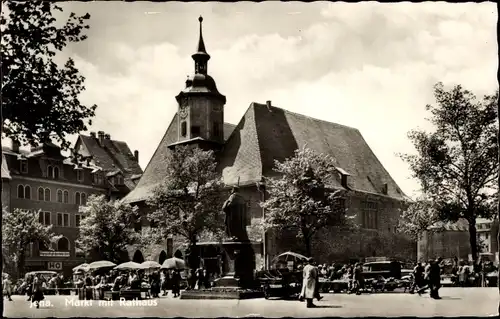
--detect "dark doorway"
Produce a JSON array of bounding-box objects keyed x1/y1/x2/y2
[
  {"x1": 159, "y1": 250, "x2": 167, "y2": 265},
  {"x1": 133, "y1": 250, "x2": 144, "y2": 263},
  {"x1": 174, "y1": 249, "x2": 183, "y2": 259}
]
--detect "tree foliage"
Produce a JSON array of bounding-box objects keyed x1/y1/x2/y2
[
  {"x1": 1, "y1": 0, "x2": 96, "y2": 149},
  {"x1": 2, "y1": 208, "x2": 60, "y2": 277},
  {"x1": 146, "y1": 146, "x2": 225, "y2": 267},
  {"x1": 400, "y1": 82, "x2": 498, "y2": 260},
  {"x1": 261, "y1": 147, "x2": 351, "y2": 257},
  {"x1": 397, "y1": 198, "x2": 444, "y2": 241},
  {"x1": 76, "y1": 195, "x2": 139, "y2": 263}
]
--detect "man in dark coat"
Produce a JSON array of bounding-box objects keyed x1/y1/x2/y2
[{"x1": 428, "y1": 257, "x2": 443, "y2": 299}]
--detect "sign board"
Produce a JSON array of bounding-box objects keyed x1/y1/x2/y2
[
  {"x1": 40, "y1": 251, "x2": 69, "y2": 257},
  {"x1": 47, "y1": 261, "x2": 63, "y2": 270}
]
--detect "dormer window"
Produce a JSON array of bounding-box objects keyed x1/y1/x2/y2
[
  {"x1": 92, "y1": 172, "x2": 103, "y2": 185},
  {"x1": 20, "y1": 160, "x2": 28, "y2": 174},
  {"x1": 116, "y1": 175, "x2": 123, "y2": 185},
  {"x1": 47, "y1": 165, "x2": 60, "y2": 179}
]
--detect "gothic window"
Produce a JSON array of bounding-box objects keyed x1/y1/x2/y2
[
  {"x1": 53, "y1": 167, "x2": 60, "y2": 179},
  {"x1": 17, "y1": 185, "x2": 25, "y2": 199},
  {"x1": 38, "y1": 187, "x2": 44, "y2": 201},
  {"x1": 63, "y1": 190, "x2": 69, "y2": 203},
  {"x1": 25, "y1": 185, "x2": 31, "y2": 199},
  {"x1": 47, "y1": 165, "x2": 53, "y2": 178},
  {"x1": 57, "y1": 190, "x2": 63, "y2": 203},
  {"x1": 81, "y1": 193, "x2": 87, "y2": 206},
  {"x1": 39, "y1": 211, "x2": 51, "y2": 225},
  {"x1": 20, "y1": 160, "x2": 28, "y2": 173},
  {"x1": 181, "y1": 121, "x2": 187, "y2": 137},
  {"x1": 75, "y1": 192, "x2": 81, "y2": 205},
  {"x1": 191, "y1": 125, "x2": 200, "y2": 137},
  {"x1": 75, "y1": 215, "x2": 81, "y2": 227},
  {"x1": 44, "y1": 188, "x2": 51, "y2": 201}
]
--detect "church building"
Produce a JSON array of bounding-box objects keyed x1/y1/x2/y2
[{"x1": 124, "y1": 17, "x2": 416, "y2": 269}]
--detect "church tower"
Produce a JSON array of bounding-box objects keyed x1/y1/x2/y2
[{"x1": 171, "y1": 16, "x2": 226, "y2": 150}]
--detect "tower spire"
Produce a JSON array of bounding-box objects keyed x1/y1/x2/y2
[{"x1": 192, "y1": 16, "x2": 210, "y2": 74}]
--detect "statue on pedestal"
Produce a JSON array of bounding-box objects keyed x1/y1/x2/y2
[{"x1": 222, "y1": 187, "x2": 249, "y2": 242}]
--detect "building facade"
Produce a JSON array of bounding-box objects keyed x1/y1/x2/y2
[
  {"x1": 1, "y1": 132, "x2": 142, "y2": 277},
  {"x1": 123, "y1": 17, "x2": 416, "y2": 269}
]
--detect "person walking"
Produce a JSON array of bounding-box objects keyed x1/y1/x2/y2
[
  {"x1": 428, "y1": 257, "x2": 443, "y2": 299},
  {"x1": 171, "y1": 270, "x2": 181, "y2": 298},
  {"x1": 31, "y1": 276, "x2": 45, "y2": 308},
  {"x1": 410, "y1": 262, "x2": 425, "y2": 294},
  {"x1": 3, "y1": 274, "x2": 13, "y2": 301},
  {"x1": 299, "y1": 257, "x2": 318, "y2": 308}
]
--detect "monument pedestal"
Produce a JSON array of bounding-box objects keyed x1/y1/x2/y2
[{"x1": 180, "y1": 241, "x2": 263, "y2": 300}]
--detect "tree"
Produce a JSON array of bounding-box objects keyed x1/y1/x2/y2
[
  {"x1": 400, "y1": 82, "x2": 498, "y2": 261},
  {"x1": 397, "y1": 198, "x2": 443, "y2": 241},
  {"x1": 1, "y1": 1, "x2": 96, "y2": 149},
  {"x1": 76, "y1": 195, "x2": 140, "y2": 263},
  {"x1": 260, "y1": 147, "x2": 350, "y2": 257},
  {"x1": 2, "y1": 208, "x2": 60, "y2": 278},
  {"x1": 146, "y1": 146, "x2": 225, "y2": 269}
]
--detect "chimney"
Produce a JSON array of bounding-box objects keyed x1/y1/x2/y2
[
  {"x1": 104, "y1": 134, "x2": 111, "y2": 140},
  {"x1": 134, "y1": 150, "x2": 139, "y2": 162},
  {"x1": 382, "y1": 183, "x2": 388, "y2": 195},
  {"x1": 90, "y1": 132, "x2": 96, "y2": 138},
  {"x1": 97, "y1": 131, "x2": 105, "y2": 145},
  {"x1": 11, "y1": 139, "x2": 20, "y2": 153},
  {"x1": 266, "y1": 100, "x2": 272, "y2": 109}
]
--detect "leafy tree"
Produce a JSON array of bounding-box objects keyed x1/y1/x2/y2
[
  {"x1": 2, "y1": 208, "x2": 60, "y2": 278},
  {"x1": 400, "y1": 82, "x2": 498, "y2": 261},
  {"x1": 146, "y1": 146, "x2": 225, "y2": 269},
  {"x1": 1, "y1": 1, "x2": 96, "y2": 149},
  {"x1": 260, "y1": 147, "x2": 350, "y2": 257},
  {"x1": 397, "y1": 198, "x2": 443, "y2": 241},
  {"x1": 76, "y1": 195, "x2": 140, "y2": 263}
]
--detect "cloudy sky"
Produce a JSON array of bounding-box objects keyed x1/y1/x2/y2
[{"x1": 46, "y1": 1, "x2": 497, "y2": 198}]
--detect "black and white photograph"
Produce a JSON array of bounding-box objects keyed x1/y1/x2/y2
[{"x1": 1, "y1": 1, "x2": 499, "y2": 317}]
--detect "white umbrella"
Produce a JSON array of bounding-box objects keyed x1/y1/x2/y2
[
  {"x1": 141, "y1": 261, "x2": 161, "y2": 269},
  {"x1": 88, "y1": 260, "x2": 116, "y2": 270},
  {"x1": 114, "y1": 261, "x2": 142, "y2": 270},
  {"x1": 161, "y1": 257, "x2": 186, "y2": 270},
  {"x1": 73, "y1": 263, "x2": 90, "y2": 273}
]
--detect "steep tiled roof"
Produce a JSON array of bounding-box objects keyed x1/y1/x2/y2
[
  {"x1": 125, "y1": 103, "x2": 405, "y2": 203},
  {"x1": 124, "y1": 116, "x2": 236, "y2": 203},
  {"x1": 78, "y1": 135, "x2": 143, "y2": 176}
]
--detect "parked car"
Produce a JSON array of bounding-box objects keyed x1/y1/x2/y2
[{"x1": 362, "y1": 261, "x2": 402, "y2": 280}]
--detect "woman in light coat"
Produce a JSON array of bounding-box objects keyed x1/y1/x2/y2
[{"x1": 299, "y1": 258, "x2": 318, "y2": 308}]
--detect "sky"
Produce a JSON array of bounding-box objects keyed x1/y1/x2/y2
[{"x1": 18, "y1": 2, "x2": 500, "y2": 198}]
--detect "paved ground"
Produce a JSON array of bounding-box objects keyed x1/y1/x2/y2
[{"x1": 3, "y1": 288, "x2": 498, "y2": 318}]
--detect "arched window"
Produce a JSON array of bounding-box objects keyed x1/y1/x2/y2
[
  {"x1": 63, "y1": 190, "x2": 69, "y2": 204},
  {"x1": 81, "y1": 193, "x2": 87, "y2": 206},
  {"x1": 53, "y1": 167, "x2": 60, "y2": 179},
  {"x1": 57, "y1": 190, "x2": 63, "y2": 203},
  {"x1": 57, "y1": 237, "x2": 70, "y2": 251},
  {"x1": 75, "y1": 192, "x2": 81, "y2": 205},
  {"x1": 47, "y1": 165, "x2": 53, "y2": 178},
  {"x1": 25, "y1": 185, "x2": 31, "y2": 199},
  {"x1": 38, "y1": 187, "x2": 44, "y2": 201},
  {"x1": 181, "y1": 121, "x2": 187, "y2": 137},
  {"x1": 17, "y1": 185, "x2": 25, "y2": 199},
  {"x1": 44, "y1": 188, "x2": 51, "y2": 202}
]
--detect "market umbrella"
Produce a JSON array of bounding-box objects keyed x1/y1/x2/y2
[
  {"x1": 88, "y1": 260, "x2": 116, "y2": 270},
  {"x1": 114, "y1": 261, "x2": 142, "y2": 271},
  {"x1": 275, "y1": 251, "x2": 308, "y2": 262},
  {"x1": 73, "y1": 263, "x2": 90, "y2": 273},
  {"x1": 161, "y1": 257, "x2": 186, "y2": 270},
  {"x1": 141, "y1": 261, "x2": 161, "y2": 269}
]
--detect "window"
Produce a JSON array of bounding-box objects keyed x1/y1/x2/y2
[
  {"x1": 57, "y1": 237, "x2": 69, "y2": 251},
  {"x1": 38, "y1": 187, "x2": 44, "y2": 201},
  {"x1": 63, "y1": 190, "x2": 69, "y2": 204},
  {"x1": 17, "y1": 185, "x2": 25, "y2": 199},
  {"x1": 25, "y1": 185, "x2": 31, "y2": 199},
  {"x1": 75, "y1": 192, "x2": 81, "y2": 205},
  {"x1": 116, "y1": 175, "x2": 123, "y2": 185},
  {"x1": 38, "y1": 211, "x2": 51, "y2": 225},
  {"x1": 57, "y1": 213, "x2": 70, "y2": 227},
  {"x1": 191, "y1": 125, "x2": 200, "y2": 137},
  {"x1": 53, "y1": 167, "x2": 59, "y2": 179},
  {"x1": 362, "y1": 201, "x2": 378, "y2": 230},
  {"x1": 57, "y1": 213, "x2": 63, "y2": 226},
  {"x1": 64, "y1": 213, "x2": 69, "y2": 227},
  {"x1": 75, "y1": 215, "x2": 81, "y2": 228},
  {"x1": 47, "y1": 165, "x2": 53, "y2": 178},
  {"x1": 81, "y1": 193, "x2": 87, "y2": 206},
  {"x1": 77, "y1": 170, "x2": 83, "y2": 182},
  {"x1": 181, "y1": 121, "x2": 187, "y2": 137},
  {"x1": 44, "y1": 188, "x2": 51, "y2": 201},
  {"x1": 57, "y1": 190, "x2": 63, "y2": 203},
  {"x1": 213, "y1": 122, "x2": 220, "y2": 138},
  {"x1": 110, "y1": 176, "x2": 116, "y2": 185},
  {"x1": 93, "y1": 173, "x2": 103, "y2": 185},
  {"x1": 20, "y1": 160, "x2": 28, "y2": 173}
]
